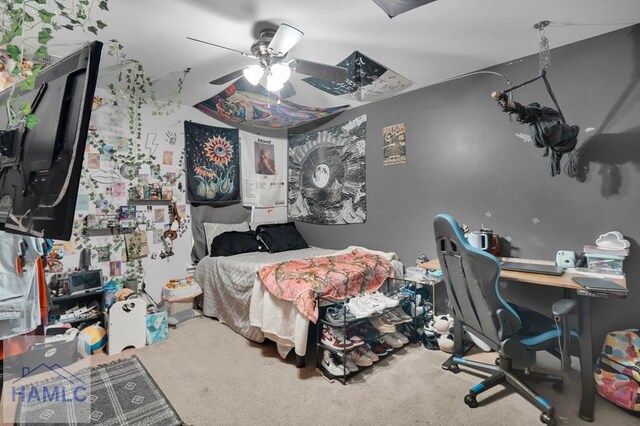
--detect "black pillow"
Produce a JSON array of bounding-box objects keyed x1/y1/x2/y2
[
  {"x1": 210, "y1": 230, "x2": 261, "y2": 257},
  {"x1": 255, "y1": 222, "x2": 309, "y2": 253}
]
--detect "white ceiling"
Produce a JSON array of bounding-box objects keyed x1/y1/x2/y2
[{"x1": 48, "y1": 0, "x2": 640, "y2": 109}]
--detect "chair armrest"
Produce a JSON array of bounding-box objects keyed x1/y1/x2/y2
[{"x1": 552, "y1": 299, "x2": 576, "y2": 318}]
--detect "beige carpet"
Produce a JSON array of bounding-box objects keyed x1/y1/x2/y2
[{"x1": 129, "y1": 317, "x2": 637, "y2": 426}]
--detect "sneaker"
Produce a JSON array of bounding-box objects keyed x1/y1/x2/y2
[
  {"x1": 348, "y1": 350, "x2": 373, "y2": 367},
  {"x1": 342, "y1": 355, "x2": 359, "y2": 373},
  {"x1": 369, "y1": 340, "x2": 390, "y2": 356},
  {"x1": 368, "y1": 291, "x2": 400, "y2": 308},
  {"x1": 391, "y1": 307, "x2": 413, "y2": 323},
  {"x1": 391, "y1": 331, "x2": 410, "y2": 345},
  {"x1": 354, "y1": 322, "x2": 380, "y2": 341},
  {"x1": 321, "y1": 325, "x2": 354, "y2": 350},
  {"x1": 325, "y1": 305, "x2": 356, "y2": 326},
  {"x1": 345, "y1": 328, "x2": 365, "y2": 347},
  {"x1": 377, "y1": 338, "x2": 395, "y2": 353},
  {"x1": 346, "y1": 297, "x2": 375, "y2": 318},
  {"x1": 370, "y1": 317, "x2": 397, "y2": 333},
  {"x1": 382, "y1": 333, "x2": 404, "y2": 349},
  {"x1": 359, "y1": 344, "x2": 379, "y2": 362},
  {"x1": 321, "y1": 351, "x2": 346, "y2": 376},
  {"x1": 356, "y1": 294, "x2": 387, "y2": 313}
]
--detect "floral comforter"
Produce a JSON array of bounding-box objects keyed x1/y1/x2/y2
[{"x1": 257, "y1": 248, "x2": 394, "y2": 323}]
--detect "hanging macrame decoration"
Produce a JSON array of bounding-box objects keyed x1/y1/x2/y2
[{"x1": 492, "y1": 21, "x2": 579, "y2": 177}]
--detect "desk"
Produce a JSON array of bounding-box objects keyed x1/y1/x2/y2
[{"x1": 419, "y1": 257, "x2": 627, "y2": 422}]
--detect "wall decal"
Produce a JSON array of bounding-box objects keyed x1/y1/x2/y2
[
  {"x1": 184, "y1": 121, "x2": 240, "y2": 204},
  {"x1": 288, "y1": 115, "x2": 367, "y2": 224},
  {"x1": 382, "y1": 123, "x2": 406, "y2": 165},
  {"x1": 194, "y1": 77, "x2": 348, "y2": 129}
]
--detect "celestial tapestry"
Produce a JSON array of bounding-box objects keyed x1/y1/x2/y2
[
  {"x1": 288, "y1": 115, "x2": 367, "y2": 225},
  {"x1": 382, "y1": 123, "x2": 406, "y2": 165},
  {"x1": 302, "y1": 51, "x2": 411, "y2": 102},
  {"x1": 194, "y1": 77, "x2": 349, "y2": 129},
  {"x1": 239, "y1": 131, "x2": 287, "y2": 208},
  {"x1": 184, "y1": 121, "x2": 240, "y2": 204},
  {"x1": 372, "y1": 0, "x2": 437, "y2": 17}
]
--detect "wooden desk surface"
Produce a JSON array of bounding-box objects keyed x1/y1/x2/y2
[{"x1": 419, "y1": 257, "x2": 627, "y2": 291}]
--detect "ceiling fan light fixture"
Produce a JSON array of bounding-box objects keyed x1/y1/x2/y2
[
  {"x1": 243, "y1": 64, "x2": 264, "y2": 85},
  {"x1": 266, "y1": 73, "x2": 284, "y2": 92},
  {"x1": 270, "y1": 63, "x2": 291, "y2": 83}
]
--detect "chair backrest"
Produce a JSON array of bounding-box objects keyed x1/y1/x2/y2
[{"x1": 433, "y1": 214, "x2": 521, "y2": 348}]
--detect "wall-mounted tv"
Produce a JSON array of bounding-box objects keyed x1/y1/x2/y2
[{"x1": 0, "y1": 41, "x2": 102, "y2": 240}]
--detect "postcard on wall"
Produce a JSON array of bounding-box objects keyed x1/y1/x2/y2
[
  {"x1": 113, "y1": 181, "x2": 126, "y2": 198},
  {"x1": 109, "y1": 260, "x2": 122, "y2": 277},
  {"x1": 163, "y1": 150, "x2": 173, "y2": 165},
  {"x1": 87, "y1": 153, "x2": 101, "y2": 169},
  {"x1": 125, "y1": 231, "x2": 149, "y2": 260},
  {"x1": 382, "y1": 123, "x2": 406, "y2": 166},
  {"x1": 96, "y1": 246, "x2": 111, "y2": 262},
  {"x1": 154, "y1": 208, "x2": 165, "y2": 223},
  {"x1": 152, "y1": 228, "x2": 164, "y2": 244}
]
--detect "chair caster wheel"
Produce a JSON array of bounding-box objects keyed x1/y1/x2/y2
[
  {"x1": 552, "y1": 381, "x2": 563, "y2": 391},
  {"x1": 449, "y1": 364, "x2": 460, "y2": 374},
  {"x1": 540, "y1": 412, "x2": 556, "y2": 426},
  {"x1": 464, "y1": 394, "x2": 478, "y2": 408}
]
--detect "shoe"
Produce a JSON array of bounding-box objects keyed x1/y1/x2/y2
[
  {"x1": 391, "y1": 331, "x2": 410, "y2": 345},
  {"x1": 356, "y1": 294, "x2": 387, "y2": 314},
  {"x1": 346, "y1": 297, "x2": 375, "y2": 318},
  {"x1": 381, "y1": 311, "x2": 403, "y2": 325},
  {"x1": 321, "y1": 325, "x2": 354, "y2": 350},
  {"x1": 391, "y1": 307, "x2": 413, "y2": 323},
  {"x1": 382, "y1": 333, "x2": 404, "y2": 349},
  {"x1": 359, "y1": 344, "x2": 379, "y2": 362},
  {"x1": 377, "y1": 338, "x2": 395, "y2": 353},
  {"x1": 348, "y1": 350, "x2": 373, "y2": 367},
  {"x1": 325, "y1": 305, "x2": 356, "y2": 326},
  {"x1": 321, "y1": 351, "x2": 346, "y2": 376},
  {"x1": 370, "y1": 317, "x2": 396, "y2": 333},
  {"x1": 354, "y1": 322, "x2": 380, "y2": 341},
  {"x1": 368, "y1": 291, "x2": 400, "y2": 308},
  {"x1": 369, "y1": 340, "x2": 390, "y2": 356},
  {"x1": 342, "y1": 356, "x2": 359, "y2": 373},
  {"x1": 345, "y1": 328, "x2": 365, "y2": 347}
]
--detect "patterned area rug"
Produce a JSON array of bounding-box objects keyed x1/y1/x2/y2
[{"x1": 16, "y1": 356, "x2": 182, "y2": 425}]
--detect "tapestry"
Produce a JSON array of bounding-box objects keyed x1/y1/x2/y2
[
  {"x1": 288, "y1": 114, "x2": 367, "y2": 224},
  {"x1": 194, "y1": 77, "x2": 348, "y2": 129},
  {"x1": 372, "y1": 0, "x2": 437, "y2": 17},
  {"x1": 184, "y1": 121, "x2": 240, "y2": 204},
  {"x1": 382, "y1": 123, "x2": 407, "y2": 165},
  {"x1": 302, "y1": 51, "x2": 411, "y2": 102},
  {"x1": 239, "y1": 131, "x2": 287, "y2": 208}
]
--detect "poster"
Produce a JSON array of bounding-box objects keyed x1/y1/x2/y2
[
  {"x1": 288, "y1": 114, "x2": 367, "y2": 224},
  {"x1": 194, "y1": 77, "x2": 348, "y2": 129},
  {"x1": 240, "y1": 132, "x2": 287, "y2": 208},
  {"x1": 302, "y1": 51, "x2": 411, "y2": 102},
  {"x1": 125, "y1": 231, "x2": 149, "y2": 260},
  {"x1": 382, "y1": 123, "x2": 407, "y2": 165},
  {"x1": 184, "y1": 121, "x2": 240, "y2": 204}
]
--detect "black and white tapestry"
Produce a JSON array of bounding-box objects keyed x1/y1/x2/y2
[
  {"x1": 288, "y1": 115, "x2": 367, "y2": 225},
  {"x1": 184, "y1": 121, "x2": 240, "y2": 204},
  {"x1": 372, "y1": 0, "x2": 437, "y2": 17},
  {"x1": 302, "y1": 51, "x2": 411, "y2": 102}
]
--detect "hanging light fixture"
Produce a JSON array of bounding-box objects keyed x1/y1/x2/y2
[
  {"x1": 266, "y1": 71, "x2": 284, "y2": 92},
  {"x1": 243, "y1": 64, "x2": 264, "y2": 86},
  {"x1": 270, "y1": 62, "x2": 291, "y2": 83}
]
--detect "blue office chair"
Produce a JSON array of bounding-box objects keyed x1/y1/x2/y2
[{"x1": 433, "y1": 214, "x2": 578, "y2": 426}]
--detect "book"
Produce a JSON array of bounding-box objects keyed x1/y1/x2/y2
[{"x1": 583, "y1": 245, "x2": 629, "y2": 257}]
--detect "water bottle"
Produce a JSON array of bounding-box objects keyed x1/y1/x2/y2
[{"x1": 102, "y1": 280, "x2": 120, "y2": 312}]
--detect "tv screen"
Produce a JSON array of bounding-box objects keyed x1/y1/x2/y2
[{"x1": 0, "y1": 41, "x2": 102, "y2": 240}]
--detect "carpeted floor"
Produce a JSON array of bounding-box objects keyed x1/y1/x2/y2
[{"x1": 127, "y1": 317, "x2": 638, "y2": 426}]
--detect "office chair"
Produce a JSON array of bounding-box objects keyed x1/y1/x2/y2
[{"x1": 433, "y1": 214, "x2": 578, "y2": 426}]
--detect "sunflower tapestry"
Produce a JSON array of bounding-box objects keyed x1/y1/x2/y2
[{"x1": 184, "y1": 121, "x2": 240, "y2": 204}]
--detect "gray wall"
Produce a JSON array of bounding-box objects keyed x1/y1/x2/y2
[{"x1": 293, "y1": 25, "x2": 640, "y2": 349}]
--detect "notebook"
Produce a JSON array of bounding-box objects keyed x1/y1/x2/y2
[
  {"x1": 501, "y1": 262, "x2": 565, "y2": 276},
  {"x1": 573, "y1": 277, "x2": 627, "y2": 294}
]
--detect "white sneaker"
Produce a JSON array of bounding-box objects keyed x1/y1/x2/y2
[
  {"x1": 358, "y1": 344, "x2": 379, "y2": 362},
  {"x1": 382, "y1": 333, "x2": 404, "y2": 349},
  {"x1": 342, "y1": 356, "x2": 359, "y2": 373},
  {"x1": 370, "y1": 317, "x2": 396, "y2": 333},
  {"x1": 348, "y1": 350, "x2": 373, "y2": 367},
  {"x1": 391, "y1": 331, "x2": 410, "y2": 345},
  {"x1": 346, "y1": 297, "x2": 375, "y2": 318},
  {"x1": 368, "y1": 291, "x2": 400, "y2": 308},
  {"x1": 322, "y1": 352, "x2": 346, "y2": 376},
  {"x1": 359, "y1": 294, "x2": 387, "y2": 313}
]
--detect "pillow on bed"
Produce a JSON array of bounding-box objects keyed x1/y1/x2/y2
[
  {"x1": 210, "y1": 230, "x2": 261, "y2": 257},
  {"x1": 204, "y1": 222, "x2": 250, "y2": 254},
  {"x1": 255, "y1": 222, "x2": 309, "y2": 253}
]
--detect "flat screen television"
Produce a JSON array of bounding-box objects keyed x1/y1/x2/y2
[{"x1": 0, "y1": 41, "x2": 102, "y2": 240}]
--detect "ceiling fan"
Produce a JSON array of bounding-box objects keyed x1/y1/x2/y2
[{"x1": 187, "y1": 23, "x2": 348, "y2": 92}]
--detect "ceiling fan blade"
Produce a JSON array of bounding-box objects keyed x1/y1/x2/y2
[
  {"x1": 267, "y1": 24, "x2": 304, "y2": 56},
  {"x1": 186, "y1": 37, "x2": 255, "y2": 58},
  {"x1": 289, "y1": 59, "x2": 348, "y2": 82},
  {"x1": 279, "y1": 80, "x2": 296, "y2": 99},
  {"x1": 209, "y1": 68, "x2": 246, "y2": 85}
]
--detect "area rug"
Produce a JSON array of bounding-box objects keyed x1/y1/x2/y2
[{"x1": 15, "y1": 356, "x2": 183, "y2": 425}]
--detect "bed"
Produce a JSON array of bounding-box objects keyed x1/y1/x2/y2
[{"x1": 194, "y1": 245, "x2": 403, "y2": 360}]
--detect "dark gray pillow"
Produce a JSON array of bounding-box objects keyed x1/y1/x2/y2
[
  {"x1": 255, "y1": 222, "x2": 309, "y2": 253},
  {"x1": 210, "y1": 231, "x2": 261, "y2": 257}
]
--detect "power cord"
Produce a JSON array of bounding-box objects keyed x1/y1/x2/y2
[{"x1": 553, "y1": 314, "x2": 565, "y2": 370}]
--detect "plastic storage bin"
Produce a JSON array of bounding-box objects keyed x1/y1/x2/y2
[{"x1": 585, "y1": 253, "x2": 624, "y2": 275}]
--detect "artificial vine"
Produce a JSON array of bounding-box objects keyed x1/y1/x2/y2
[{"x1": 0, "y1": 0, "x2": 109, "y2": 128}]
